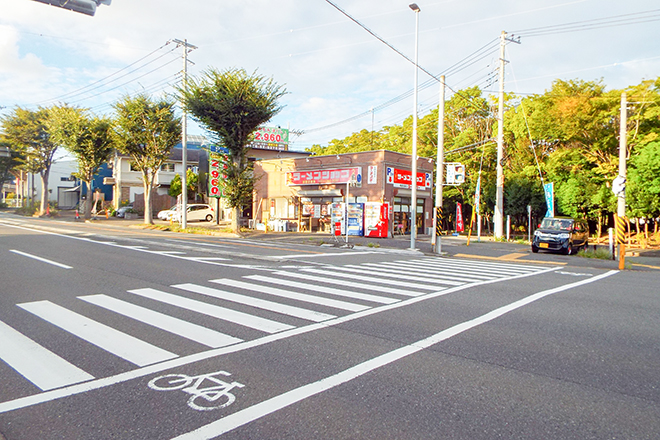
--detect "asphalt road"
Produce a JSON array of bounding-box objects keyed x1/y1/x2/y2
[{"x1": 1, "y1": 213, "x2": 659, "y2": 439}]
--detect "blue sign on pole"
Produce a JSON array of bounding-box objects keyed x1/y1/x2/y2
[{"x1": 544, "y1": 182, "x2": 554, "y2": 218}]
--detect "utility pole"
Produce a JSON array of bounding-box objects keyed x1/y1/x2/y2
[
  {"x1": 173, "y1": 38, "x2": 197, "y2": 229},
  {"x1": 409, "y1": 3, "x2": 421, "y2": 250},
  {"x1": 494, "y1": 31, "x2": 519, "y2": 239},
  {"x1": 617, "y1": 92, "x2": 627, "y2": 269},
  {"x1": 494, "y1": 31, "x2": 506, "y2": 239},
  {"x1": 432, "y1": 75, "x2": 445, "y2": 254}
]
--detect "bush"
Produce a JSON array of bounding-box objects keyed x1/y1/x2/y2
[
  {"x1": 16, "y1": 204, "x2": 38, "y2": 216},
  {"x1": 577, "y1": 247, "x2": 612, "y2": 260}
]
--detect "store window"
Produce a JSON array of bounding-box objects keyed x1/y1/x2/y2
[{"x1": 393, "y1": 197, "x2": 424, "y2": 235}]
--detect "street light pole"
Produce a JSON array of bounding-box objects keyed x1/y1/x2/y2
[
  {"x1": 433, "y1": 75, "x2": 445, "y2": 254},
  {"x1": 409, "y1": 3, "x2": 420, "y2": 250}
]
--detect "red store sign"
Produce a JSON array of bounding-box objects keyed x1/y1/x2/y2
[
  {"x1": 287, "y1": 167, "x2": 362, "y2": 186},
  {"x1": 386, "y1": 167, "x2": 431, "y2": 189}
]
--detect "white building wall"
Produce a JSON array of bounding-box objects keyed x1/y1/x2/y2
[{"x1": 32, "y1": 160, "x2": 78, "y2": 203}]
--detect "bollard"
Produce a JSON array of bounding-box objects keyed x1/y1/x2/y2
[{"x1": 608, "y1": 228, "x2": 614, "y2": 260}]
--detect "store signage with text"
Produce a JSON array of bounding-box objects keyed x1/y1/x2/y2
[
  {"x1": 386, "y1": 167, "x2": 431, "y2": 190},
  {"x1": 287, "y1": 167, "x2": 362, "y2": 186},
  {"x1": 208, "y1": 153, "x2": 227, "y2": 198}
]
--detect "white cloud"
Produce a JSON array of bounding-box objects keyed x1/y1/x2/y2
[{"x1": 1, "y1": 0, "x2": 658, "y2": 143}]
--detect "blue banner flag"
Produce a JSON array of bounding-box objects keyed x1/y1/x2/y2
[{"x1": 544, "y1": 182, "x2": 554, "y2": 218}]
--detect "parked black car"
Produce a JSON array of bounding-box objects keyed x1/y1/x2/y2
[{"x1": 531, "y1": 217, "x2": 589, "y2": 255}]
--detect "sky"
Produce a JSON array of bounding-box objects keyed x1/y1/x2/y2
[{"x1": 1, "y1": 0, "x2": 658, "y2": 153}]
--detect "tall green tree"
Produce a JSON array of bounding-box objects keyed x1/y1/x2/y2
[
  {"x1": 180, "y1": 67, "x2": 286, "y2": 232},
  {"x1": 113, "y1": 94, "x2": 181, "y2": 224},
  {"x1": 1, "y1": 107, "x2": 58, "y2": 215},
  {"x1": 168, "y1": 169, "x2": 199, "y2": 199},
  {"x1": 627, "y1": 141, "x2": 660, "y2": 235},
  {"x1": 47, "y1": 106, "x2": 115, "y2": 219}
]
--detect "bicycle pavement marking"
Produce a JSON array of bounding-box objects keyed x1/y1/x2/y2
[
  {"x1": 0, "y1": 264, "x2": 562, "y2": 414},
  {"x1": 172, "y1": 270, "x2": 619, "y2": 440}
]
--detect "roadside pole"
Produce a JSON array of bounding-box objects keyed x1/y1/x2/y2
[
  {"x1": 173, "y1": 38, "x2": 197, "y2": 229},
  {"x1": 432, "y1": 75, "x2": 445, "y2": 254},
  {"x1": 617, "y1": 92, "x2": 627, "y2": 270}
]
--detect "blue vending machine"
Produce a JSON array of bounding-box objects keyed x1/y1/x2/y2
[{"x1": 346, "y1": 203, "x2": 364, "y2": 236}]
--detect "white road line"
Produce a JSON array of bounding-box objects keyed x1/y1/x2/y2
[
  {"x1": 1, "y1": 224, "x2": 237, "y2": 269},
  {"x1": 9, "y1": 250, "x2": 72, "y2": 269},
  {"x1": 171, "y1": 269, "x2": 619, "y2": 440},
  {"x1": 273, "y1": 251, "x2": 383, "y2": 259},
  {"x1": 210, "y1": 279, "x2": 370, "y2": 313},
  {"x1": 128, "y1": 288, "x2": 294, "y2": 334},
  {"x1": 0, "y1": 320, "x2": 94, "y2": 391},
  {"x1": 165, "y1": 240, "x2": 232, "y2": 249},
  {"x1": 301, "y1": 268, "x2": 456, "y2": 291},
  {"x1": 407, "y1": 260, "x2": 537, "y2": 276},
  {"x1": 245, "y1": 275, "x2": 399, "y2": 305},
  {"x1": 79, "y1": 295, "x2": 243, "y2": 348},
  {"x1": 343, "y1": 264, "x2": 468, "y2": 286},
  {"x1": 364, "y1": 262, "x2": 497, "y2": 281},
  {"x1": 17, "y1": 301, "x2": 177, "y2": 367},
  {"x1": 413, "y1": 258, "x2": 543, "y2": 272},
  {"x1": 0, "y1": 265, "x2": 562, "y2": 415},
  {"x1": 273, "y1": 271, "x2": 423, "y2": 297},
  {"x1": 181, "y1": 257, "x2": 229, "y2": 263},
  {"x1": 172, "y1": 284, "x2": 336, "y2": 323}
]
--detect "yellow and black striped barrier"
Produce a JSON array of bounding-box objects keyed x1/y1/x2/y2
[
  {"x1": 435, "y1": 206, "x2": 443, "y2": 237},
  {"x1": 615, "y1": 215, "x2": 626, "y2": 244},
  {"x1": 614, "y1": 215, "x2": 627, "y2": 269}
]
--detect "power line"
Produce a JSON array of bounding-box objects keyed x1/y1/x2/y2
[
  {"x1": 512, "y1": 8, "x2": 660, "y2": 37},
  {"x1": 323, "y1": 0, "x2": 440, "y2": 81},
  {"x1": 300, "y1": 8, "x2": 659, "y2": 138},
  {"x1": 65, "y1": 57, "x2": 181, "y2": 106},
  {"x1": 31, "y1": 41, "x2": 175, "y2": 106}
]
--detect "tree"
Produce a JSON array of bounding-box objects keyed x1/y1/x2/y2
[
  {"x1": 47, "y1": 106, "x2": 115, "y2": 219},
  {"x1": 0, "y1": 141, "x2": 21, "y2": 200},
  {"x1": 628, "y1": 141, "x2": 660, "y2": 237},
  {"x1": 180, "y1": 68, "x2": 286, "y2": 232},
  {"x1": 1, "y1": 107, "x2": 58, "y2": 215},
  {"x1": 113, "y1": 94, "x2": 181, "y2": 224},
  {"x1": 168, "y1": 169, "x2": 199, "y2": 199}
]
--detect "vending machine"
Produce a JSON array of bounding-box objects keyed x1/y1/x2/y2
[
  {"x1": 330, "y1": 202, "x2": 345, "y2": 234},
  {"x1": 364, "y1": 202, "x2": 389, "y2": 238},
  {"x1": 331, "y1": 203, "x2": 365, "y2": 236},
  {"x1": 346, "y1": 203, "x2": 365, "y2": 236}
]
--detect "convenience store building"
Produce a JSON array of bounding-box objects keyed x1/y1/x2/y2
[{"x1": 252, "y1": 150, "x2": 435, "y2": 237}]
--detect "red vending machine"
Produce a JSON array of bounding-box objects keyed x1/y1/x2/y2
[{"x1": 364, "y1": 202, "x2": 389, "y2": 238}]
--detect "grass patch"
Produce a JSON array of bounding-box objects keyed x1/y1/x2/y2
[
  {"x1": 577, "y1": 247, "x2": 612, "y2": 260},
  {"x1": 135, "y1": 223, "x2": 235, "y2": 236}
]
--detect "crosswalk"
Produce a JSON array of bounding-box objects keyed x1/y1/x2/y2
[{"x1": 0, "y1": 257, "x2": 553, "y2": 395}]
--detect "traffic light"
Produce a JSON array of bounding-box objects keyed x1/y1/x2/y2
[
  {"x1": 446, "y1": 163, "x2": 465, "y2": 185},
  {"x1": 453, "y1": 164, "x2": 465, "y2": 184},
  {"x1": 31, "y1": 0, "x2": 112, "y2": 16}
]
